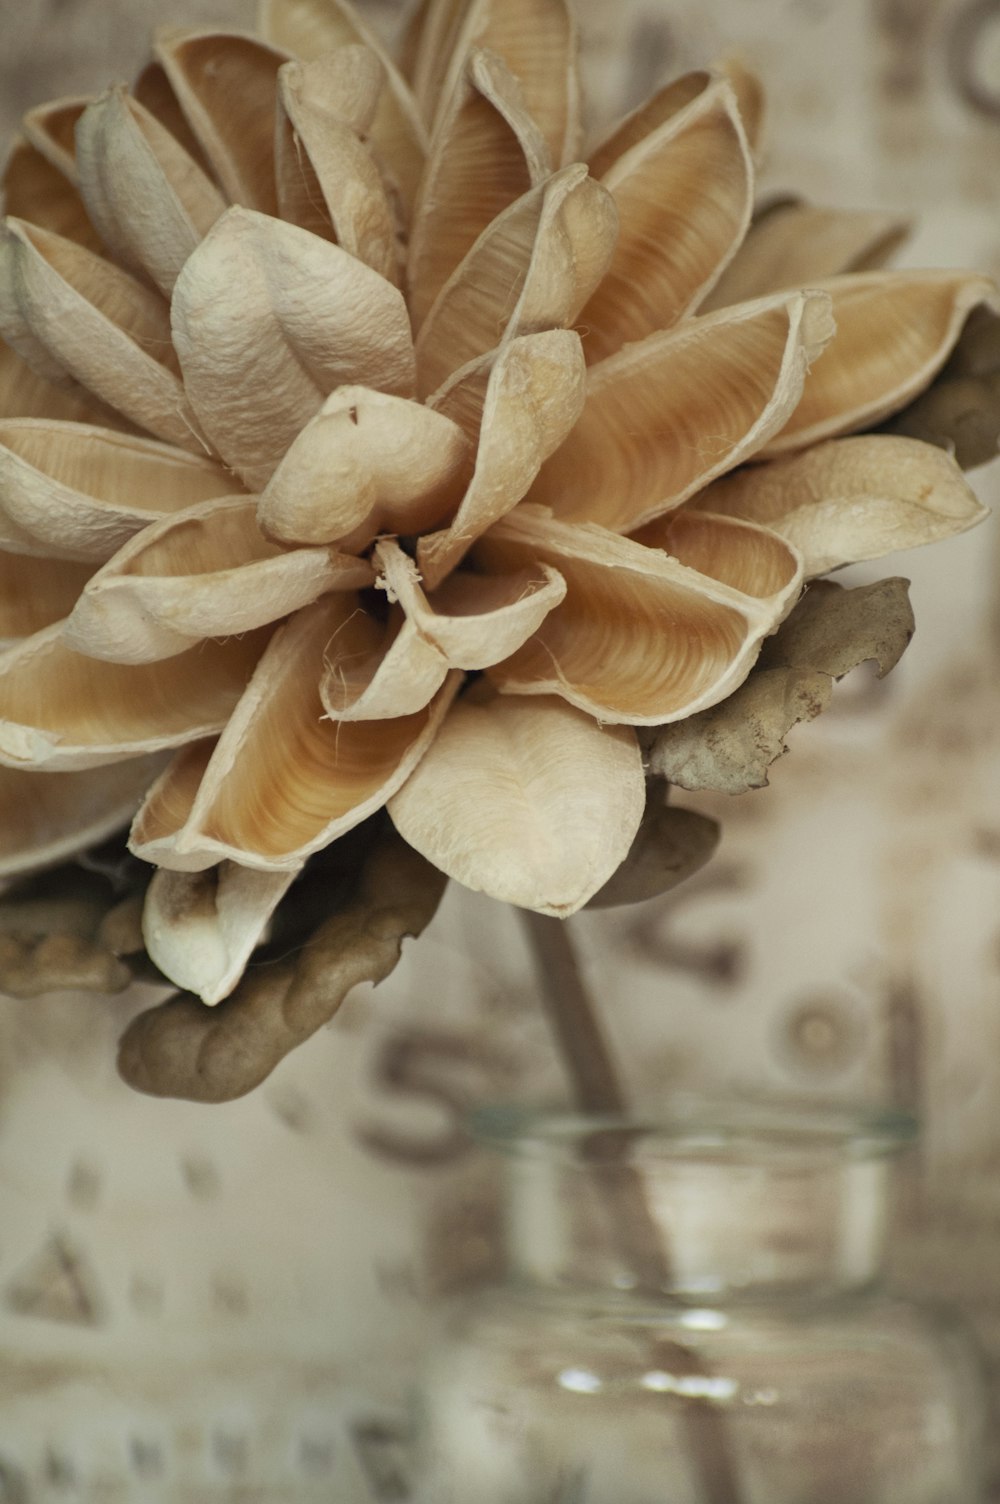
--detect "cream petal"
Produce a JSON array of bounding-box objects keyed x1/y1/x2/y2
[
  {"x1": 75, "y1": 86, "x2": 227, "y2": 296},
  {"x1": 702, "y1": 202, "x2": 912, "y2": 313},
  {"x1": 475, "y1": 507, "x2": 798, "y2": 724},
  {"x1": 406, "y1": 47, "x2": 551, "y2": 331},
  {"x1": 689, "y1": 434, "x2": 988, "y2": 576},
  {"x1": 153, "y1": 29, "x2": 286, "y2": 214},
  {"x1": 259, "y1": 0, "x2": 428, "y2": 221},
  {"x1": 415, "y1": 162, "x2": 617, "y2": 398},
  {"x1": 129, "y1": 737, "x2": 216, "y2": 862},
  {"x1": 275, "y1": 51, "x2": 399, "y2": 283},
  {"x1": 419, "y1": 329, "x2": 586, "y2": 587},
  {"x1": 580, "y1": 82, "x2": 753, "y2": 361},
  {"x1": 0, "y1": 551, "x2": 95, "y2": 640},
  {"x1": 0, "y1": 624, "x2": 270, "y2": 770},
  {"x1": 0, "y1": 218, "x2": 203, "y2": 453},
  {"x1": 762, "y1": 271, "x2": 998, "y2": 455},
  {"x1": 258, "y1": 386, "x2": 470, "y2": 549},
  {"x1": 3, "y1": 137, "x2": 103, "y2": 253},
  {"x1": 0, "y1": 420, "x2": 243, "y2": 562},
  {"x1": 0, "y1": 757, "x2": 167, "y2": 879},
  {"x1": 0, "y1": 338, "x2": 121, "y2": 427},
  {"x1": 529, "y1": 290, "x2": 834, "y2": 532},
  {"x1": 65, "y1": 494, "x2": 372, "y2": 662},
  {"x1": 629, "y1": 509, "x2": 802, "y2": 600},
  {"x1": 586, "y1": 70, "x2": 712, "y2": 179},
  {"x1": 170, "y1": 207, "x2": 415, "y2": 489},
  {"x1": 319, "y1": 603, "x2": 451, "y2": 721},
  {"x1": 142, "y1": 862, "x2": 297, "y2": 1005},
  {"x1": 132, "y1": 597, "x2": 462, "y2": 871},
  {"x1": 22, "y1": 97, "x2": 90, "y2": 182},
  {"x1": 133, "y1": 60, "x2": 218, "y2": 174},
  {"x1": 388, "y1": 690, "x2": 644, "y2": 916}
]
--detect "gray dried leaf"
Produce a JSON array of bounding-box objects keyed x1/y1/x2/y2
[
  {"x1": 883, "y1": 305, "x2": 1000, "y2": 470},
  {"x1": 587, "y1": 797, "x2": 720, "y2": 907}
]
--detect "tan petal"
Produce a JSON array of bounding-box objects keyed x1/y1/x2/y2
[
  {"x1": 258, "y1": 386, "x2": 470, "y2": 550},
  {"x1": 21, "y1": 97, "x2": 90, "y2": 182},
  {"x1": 0, "y1": 757, "x2": 167, "y2": 879},
  {"x1": 702, "y1": 202, "x2": 912, "y2": 313},
  {"x1": 0, "y1": 551, "x2": 95, "y2": 640},
  {"x1": 0, "y1": 218, "x2": 203, "y2": 452},
  {"x1": 689, "y1": 434, "x2": 988, "y2": 576},
  {"x1": 529, "y1": 290, "x2": 834, "y2": 532},
  {"x1": 275, "y1": 51, "x2": 399, "y2": 283},
  {"x1": 0, "y1": 420, "x2": 243, "y2": 562},
  {"x1": 133, "y1": 60, "x2": 218, "y2": 174},
  {"x1": 0, "y1": 624, "x2": 269, "y2": 770},
  {"x1": 415, "y1": 163, "x2": 617, "y2": 398},
  {"x1": 419, "y1": 328, "x2": 586, "y2": 587},
  {"x1": 128, "y1": 737, "x2": 216, "y2": 862},
  {"x1": 0, "y1": 338, "x2": 120, "y2": 427},
  {"x1": 717, "y1": 57, "x2": 765, "y2": 154},
  {"x1": 142, "y1": 863, "x2": 297, "y2": 1005},
  {"x1": 3, "y1": 137, "x2": 103, "y2": 253},
  {"x1": 581, "y1": 82, "x2": 753, "y2": 360},
  {"x1": 388, "y1": 690, "x2": 644, "y2": 915},
  {"x1": 65, "y1": 495, "x2": 372, "y2": 662},
  {"x1": 153, "y1": 29, "x2": 286, "y2": 214},
  {"x1": 630, "y1": 510, "x2": 802, "y2": 600},
  {"x1": 319, "y1": 601, "x2": 451, "y2": 721},
  {"x1": 586, "y1": 70, "x2": 711, "y2": 179},
  {"x1": 259, "y1": 0, "x2": 428, "y2": 220},
  {"x1": 407, "y1": 47, "x2": 551, "y2": 331},
  {"x1": 401, "y1": 0, "x2": 472, "y2": 117},
  {"x1": 171, "y1": 207, "x2": 415, "y2": 489},
  {"x1": 75, "y1": 86, "x2": 227, "y2": 295},
  {"x1": 762, "y1": 271, "x2": 997, "y2": 455},
  {"x1": 475, "y1": 507, "x2": 798, "y2": 724},
  {"x1": 132, "y1": 597, "x2": 461, "y2": 871}
]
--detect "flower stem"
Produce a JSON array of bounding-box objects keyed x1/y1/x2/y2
[{"x1": 519, "y1": 910, "x2": 747, "y2": 1504}]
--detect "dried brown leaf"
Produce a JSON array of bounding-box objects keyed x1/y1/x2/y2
[
  {"x1": 587, "y1": 797, "x2": 720, "y2": 907},
  {"x1": 884, "y1": 305, "x2": 1000, "y2": 470}
]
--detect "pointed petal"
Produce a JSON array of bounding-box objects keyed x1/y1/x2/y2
[
  {"x1": 717, "y1": 57, "x2": 765, "y2": 154},
  {"x1": 0, "y1": 757, "x2": 166, "y2": 879},
  {"x1": 630, "y1": 509, "x2": 802, "y2": 600},
  {"x1": 0, "y1": 420, "x2": 243, "y2": 562},
  {"x1": 689, "y1": 433, "x2": 988, "y2": 576},
  {"x1": 402, "y1": 0, "x2": 470, "y2": 118},
  {"x1": 587, "y1": 70, "x2": 711, "y2": 179},
  {"x1": 702, "y1": 202, "x2": 912, "y2": 313},
  {"x1": 388, "y1": 690, "x2": 644, "y2": 915},
  {"x1": 763, "y1": 272, "x2": 998, "y2": 455},
  {"x1": 65, "y1": 494, "x2": 372, "y2": 662},
  {"x1": 153, "y1": 29, "x2": 286, "y2": 213},
  {"x1": 530, "y1": 290, "x2": 834, "y2": 531},
  {"x1": 258, "y1": 385, "x2": 469, "y2": 550},
  {"x1": 22, "y1": 97, "x2": 90, "y2": 181},
  {"x1": 171, "y1": 207, "x2": 415, "y2": 489},
  {"x1": 419, "y1": 329, "x2": 586, "y2": 587},
  {"x1": 319, "y1": 601, "x2": 451, "y2": 721},
  {"x1": 259, "y1": 0, "x2": 428, "y2": 220},
  {"x1": 3, "y1": 137, "x2": 103, "y2": 253},
  {"x1": 0, "y1": 339, "x2": 122, "y2": 427},
  {"x1": 580, "y1": 82, "x2": 753, "y2": 361},
  {"x1": 476, "y1": 508, "x2": 797, "y2": 724},
  {"x1": 75, "y1": 86, "x2": 227, "y2": 296},
  {"x1": 132, "y1": 597, "x2": 462, "y2": 870},
  {"x1": 0, "y1": 218, "x2": 203, "y2": 452},
  {"x1": 0, "y1": 551, "x2": 95, "y2": 640},
  {"x1": 0, "y1": 624, "x2": 270, "y2": 769},
  {"x1": 415, "y1": 162, "x2": 617, "y2": 397},
  {"x1": 406, "y1": 47, "x2": 551, "y2": 330}
]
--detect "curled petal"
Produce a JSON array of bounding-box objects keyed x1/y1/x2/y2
[
  {"x1": 258, "y1": 386, "x2": 469, "y2": 550},
  {"x1": 0, "y1": 757, "x2": 166, "y2": 879},
  {"x1": 631, "y1": 510, "x2": 802, "y2": 600},
  {"x1": 133, "y1": 60, "x2": 217, "y2": 172},
  {"x1": 388, "y1": 690, "x2": 644, "y2": 916},
  {"x1": 65, "y1": 495, "x2": 372, "y2": 662},
  {"x1": 0, "y1": 624, "x2": 270, "y2": 769},
  {"x1": 718, "y1": 57, "x2": 765, "y2": 154},
  {"x1": 587, "y1": 70, "x2": 712, "y2": 179},
  {"x1": 21, "y1": 97, "x2": 90, "y2": 181},
  {"x1": 0, "y1": 420, "x2": 242, "y2": 562},
  {"x1": 529, "y1": 290, "x2": 834, "y2": 531},
  {"x1": 689, "y1": 434, "x2": 988, "y2": 576},
  {"x1": 3, "y1": 137, "x2": 103, "y2": 253},
  {"x1": 0, "y1": 552, "x2": 95, "y2": 640},
  {"x1": 171, "y1": 207, "x2": 415, "y2": 489},
  {"x1": 581, "y1": 81, "x2": 753, "y2": 360},
  {"x1": 319, "y1": 604, "x2": 451, "y2": 721},
  {"x1": 419, "y1": 328, "x2": 586, "y2": 587},
  {"x1": 0, "y1": 339, "x2": 119, "y2": 427},
  {"x1": 762, "y1": 271, "x2": 997, "y2": 455}
]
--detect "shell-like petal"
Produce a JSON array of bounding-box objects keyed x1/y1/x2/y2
[
  {"x1": 259, "y1": 0, "x2": 428, "y2": 220},
  {"x1": 587, "y1": 70, "x2": 711, "y2": 179},
  {"x1": 407, "y1": 47, "x2": 551, "y2": 331},
  {"x1": 0, "y1": 623, "x2": 270, "y2": 769},
  {"x1": 762, "y1": 271, "x2": 997, "y2": 456},
  {"x1": 0, "y1": 551, "x2": 95, "y2": 640},
  {"x1": 0, "y1": 757, "x2": 167, "y2": 879},
  {"x1": 0, "y1": 219, "x2": 203, "y2": 452},
  {"x1": 275, "y1": 51, "x2": 399, "y2": 283},
  {"x1": 75, "y1": 87, "x2": 227, "y2": 296},
  {"x1": 65, "y1": 495, "x2": 372, "y2": 662},
  {"x1": 688, "y1": 434, "x2": 989, "y2": 576},
  {"x1": 131, "y1": 596, "x2": 462, "y2": 871},
  {"x1": 133, "y1": 60, "x2": 217, "y2": 174},
  {"x1": 154, "y1": 29, "x2": 286, "y2": 213},
  {"x1": 0, "y1": 339, "x2": 119, "y2": 427},
  {"x1": 388, "y1": 690, "x2": 644, "y2": 916},
  {"x1": 703, "y1": 202, "x2": 912, "y2": 313},
  {"x1": 415, "y1": 162, "x2": 617, "y2": 398},
  {"x1": 0, "y1": 420, "x2": 243, "y2": 562},
  {"x1": 475, "y1": 507, "x2": 798, "y2": 724},
  {"x1": 258, "y1": 386, "x2": 470, "y2": 550},
  {"x1": 630, "y1": 509, "x2": 802, "y2": 600},
  {"x1": 22, "y1": 97, "x2": 90, "y2": 181},
  {"x1": 319, "y1": 600, "x2": 451, "y2": 721},
  {"x1": 580, "y1": 82, "x2": 753, "y2": 361},
  {"x1": 171, "y1": 207, "x2": 415, "y2": 489},
  {"x1": 3, "y1": 137, "x2": 103, "y2": 253},
  {"x1": 529, "y1": 290, "x2": 834, "y2": 532},
  {"x1": 419, "y1": 328, "x2": 586, "y2": 587}
]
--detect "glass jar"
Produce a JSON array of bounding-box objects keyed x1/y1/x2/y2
[{"x1": 412, "y1": 1098, "x2": 988, "y2": 1503}]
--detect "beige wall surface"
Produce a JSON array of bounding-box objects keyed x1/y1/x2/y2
[{"x1": 0, "y1": 0, "x2": 999, "y2": 1497}]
